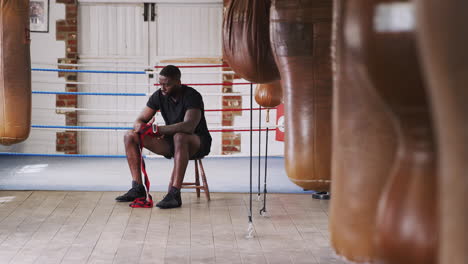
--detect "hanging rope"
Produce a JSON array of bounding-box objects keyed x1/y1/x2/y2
[
  {"x1": 246, "y1": 83, "x2": 254, "y2": 239},
  {"x1": 260, "y1": 128, "x2": 269, "y2": 216},
  {"x1": 257, "y1": 106, "x2": 262, "y2": 200}
]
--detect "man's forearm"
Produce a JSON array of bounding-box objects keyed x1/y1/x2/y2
[
  {"x1": 133, "y1": 119, "x2": 144, "y2": 128},
  {"x1": 158, "y1": 122, "x2": 195, "y2": 135},
  {"x1": 133, "y1": 117, "x2": 151, "y2": 132},
  {"x1": 134, "y1": 115, "x2": 152, "y2": 126}
]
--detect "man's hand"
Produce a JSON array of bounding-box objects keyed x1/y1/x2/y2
[
  {"x1": 137, "y1": 117, "x2": 163, "y2": 139},
  {"x1": 134, "y1": 107, "x2": 157, "y2": 133},
  {"x1": 148, "y1": 117, "x2": 163, "y2": 138},
  {"x1": 147, "y1": 116, "x2": 155, "y2": 125},
  {"x1": 134, "y1": 116, "x2": 155, "y2": 134}
]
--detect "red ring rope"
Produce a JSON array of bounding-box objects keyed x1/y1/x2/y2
[
  {"x1": 210, "y1": 129, "x2": 269, "y2": 133},
  {"x1": 154, "y1": 82, "x2": 252, "y2": 86},
  {"x1": 154, "y1": 64, "x2": 228, "y2": 69},
  {"x1": 153, "y1": 108, "x2": 273, "y2": 112}
]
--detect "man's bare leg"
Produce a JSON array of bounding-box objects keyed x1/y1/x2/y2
[
  {"x1": 116, "y1": 131, "x2": 172, "y2": 202},
  {"x1": 157, "y1": 132, "x2": 201, "y2": 208},
  {"x1": 124, "y1": 130, "x2": 172, "y2": 184},
  {"x1": 171, "y1": 133, "x2": 201, "y2": 188}
]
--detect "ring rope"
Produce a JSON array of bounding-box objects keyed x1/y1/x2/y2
[
  {"x1": 32, "y1": 65, "x2": 230, "y2": 74},
  {"x1": 33, "y1": 80, "x2": 151, "y2": 87},
  {"x1": 0, "y1": 152, "x2": 284, "y2": 159},
  {"x1": 33, "y1": 91, "x2": 147, "y2": 96},
  {"x1": 39, "y1": 107, "x2": 140, "y2": 112},
  {"x1": 154, "y1": 82, "x2": 253, "y2": 86},
  {"x1": 32, "y1": 80, "x2": 253, "y2": 87},
  {"x1": 33, "y1": 62, "x2": 153, "y2": 69},
  {"x1": 36, "y1": 107, "x2": 272, "y2": 112},
  {"x1": 31, "y1": 125, "x2": 278, "y2": 132},
  {"x1": 0, "y1": 152, "x2": 131, "y2": 158},
  {"x1": 33, "y1": 70, "x2": 237, "y2": 76},
  {"x1": 33, "y1": 62, "x2": 228, "y2": 69},
  {"x1": 154, "y1": 64, "x2": 227, "y2": 69},
  {"x1": 32, "y1": 68, "x2": 147, "y2": 74},
  {"x1": 32, "y1": 91, "x2": 251, "y2": 96}
]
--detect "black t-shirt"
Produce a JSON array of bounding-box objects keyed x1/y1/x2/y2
[{"x1": 146, "y1": 85, "x2": 212, "y2": 144}]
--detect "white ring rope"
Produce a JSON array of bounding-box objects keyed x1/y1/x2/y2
[
  {"x1": 36, "y1": 106, "x2": 275, "y2": 112},
  {"x1": 32, "y1": 62, "x2": 237, "y2": 74},
  {"x1": 33, "y1": 80, "x2": 151, "y2": 87},
  {"x1": 32, "y1": 92, "x2": 249, "y2": 97},
  {"x1": 33, "y1": 62, "x2": 153, "y2": 69},
  {"x1": 36, "y1": 107, "x2": 140, "y2": 112},
  {"x1": 31, "y1": 125, "x2": 281, "y2": 132}
]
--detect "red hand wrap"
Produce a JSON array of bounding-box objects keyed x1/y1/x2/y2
[
  {"x1": 129, "y1": 123, "x2": 159, "y2": 208},
  {"x1": 139, "y1": 123, "x2": 160, "y2": 137}
]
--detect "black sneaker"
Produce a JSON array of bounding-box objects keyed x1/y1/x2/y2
[
  {"x1": 115, "y1": 181, "x2": 146, "y2": 202},
  {"x1": 175, "y1": 191, "x2": 182, "y2": 206},
  {"x1": 156, "y1": 189, "x2": 182, "y2": 209}
]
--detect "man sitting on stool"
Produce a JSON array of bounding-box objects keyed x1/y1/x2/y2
[{"x1": 116, "y1": 65, "x2": 212, "y2": 209}]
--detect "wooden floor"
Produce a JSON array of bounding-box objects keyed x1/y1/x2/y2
[{"x1": 0, "y1": 191, "x2": 345, "y2": 264}]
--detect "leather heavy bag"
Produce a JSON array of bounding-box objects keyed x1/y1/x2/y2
[
  {"x1": 329, "y1": 0, "x2": 397, "y2": 262},
  {"x1": 270, "y1": 0, "x2": 333, "y2": 191},
  {"x1": 0, "y1": 0, "x2": 31, "y2": 145},
  {"x1": 254, "y1": 80, "x2": 282, "y2": 108},
  {"x1": 415, "y1": 1, "x2": 468, "y2": 264},
  {"x1": 223, "y1": 0, "x2": 280, "y2": 83},
  {"x1": 345, "y1": 1, "x2": 438, "y2": 263}
]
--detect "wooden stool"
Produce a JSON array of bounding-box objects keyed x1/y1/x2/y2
[{"x1": 181, "y1": 159, "x2": 210, "y2": 201}]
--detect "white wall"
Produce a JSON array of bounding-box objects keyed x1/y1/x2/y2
[
  {"x1": 77, "y1": 1, "x2": 229, "y2": 156},
  {"x1": 0, "y1": 0, "x2": 66, "y2": 154},
  {"x1": 77, "y1": 2, "x2": 150, "y2": 155},
  {"x1": 155, "y1": 3, "x2": 222, "y2": 59}
]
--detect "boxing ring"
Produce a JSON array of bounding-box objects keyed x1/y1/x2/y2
[{"x1": 0, "y1": 62, "x2": 303, "y2": 194}]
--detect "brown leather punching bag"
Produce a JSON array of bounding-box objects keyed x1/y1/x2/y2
[
  {"x1": 345, "y1": 1, "x2": 438, "y2": 263},
  {"x1": 223, "y1": 0, "x2": 280, "y2": 83},
  {"x1": 329, "y1": 0, "x2": 397, "y2": 262},
  {"x1": 254, "y1": 80, "x2": 282, "y2": 108},
  {"x1": 415, "y1": 1, "x2": 468, "y2": 264},
  {"x1": 270, "y1": 0, "x2": 333, "y2": 191},
  {"x1": 0, "y1": 0, "x2": 31, "y2": 145}
]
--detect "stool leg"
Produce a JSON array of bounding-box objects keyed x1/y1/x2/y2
[
  {"x1": 195, "y1": 160, "x2": 201, "y2": 198},
  {"x1": 198, "y1": 160, "x2": 210, "y2": 201}
]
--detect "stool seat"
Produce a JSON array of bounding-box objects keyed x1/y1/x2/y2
[{"x1": 181, "y1": 159, "x2": 210, "y2": 201}]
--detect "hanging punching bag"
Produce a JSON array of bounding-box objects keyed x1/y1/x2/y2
[
  {"x1": 329, "y1": 0, "x2": 397, "y2": 262},
  {"x1": 255, "y1": 80, "x2": 282, "y2": 122},
  {"x1": 254, "y1": 80, "x2": 282, "y2": 108},
  {"x1": 345, "y1": 1, "x2": 438, "y2": 263},
  {"x1": 223, "y1": 0, "x2": 280, "y2": 83},
  {"x1": 0, "y1": 0, "x2": 31, "y2": 145},
  {"x1": 270, "y1": 0, "x2": 333, "y2": 191},
  {"x1": 415, "y1": 1, "x2": 468, "y2": 264}
]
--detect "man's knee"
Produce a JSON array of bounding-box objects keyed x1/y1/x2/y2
[
  {"x1": 124, "y1": 131, "x2": 139, "y2": 146},
  {"x1": 173, "y1": 133, "x2": 190, "y2": 149}
]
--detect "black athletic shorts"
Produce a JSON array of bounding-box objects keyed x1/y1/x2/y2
[{"x1": 162, "y1": 134, "x2": 211, "y2": 160}]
